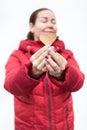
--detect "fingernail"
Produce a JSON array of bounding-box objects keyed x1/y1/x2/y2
[{"x1": 45, "y1": 55, "x2": 49, "y2": 59}]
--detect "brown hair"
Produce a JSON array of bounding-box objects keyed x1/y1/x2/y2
[{"x1": 26, "y1": 8, "x2": 53, "y2": 40}]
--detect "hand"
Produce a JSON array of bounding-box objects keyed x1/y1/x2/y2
[
  {"x1": 30, "y1": 45, "x2": 49, "y2": 78},
  {"x1": 45, "y1": 47, "x2": 67, "y2": 78}
]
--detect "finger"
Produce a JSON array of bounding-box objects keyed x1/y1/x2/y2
[
  {"x1": 32, "y1": 51, "x2": 48, "y2": 67},
  {"x1": 45, "y1": 61, "x2": 55, "y2": 75},
  {"x1": 37, "y1": 59, "x2": 46, "y2": 71},
  {"x1": 48, "y1": 50, "x2": 67, "y2": 70},
  {"x1": 41, "y1": 66, "x2": 47, "y2": 72},
  {"x1": 30, "y1": 45, "x2": 50, "y2": 61},
  {"x1": 45, "y1": 56, "x2": 60, "y2": 72},
  {"x1": 46, "y1": 60, "x2": 63, "y2": 78}
]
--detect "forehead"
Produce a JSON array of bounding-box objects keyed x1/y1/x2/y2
[{"x1": 37, "y1": 10, "x2": 56, "y2": 19}]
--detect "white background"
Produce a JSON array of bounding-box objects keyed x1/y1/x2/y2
[{"x1": 0, "y1": 0, "x2": 87, "y2": 130}]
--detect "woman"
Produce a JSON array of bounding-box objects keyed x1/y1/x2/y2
[{"x1": 4, "y1": 8, "x2": 85, "y2": 130}]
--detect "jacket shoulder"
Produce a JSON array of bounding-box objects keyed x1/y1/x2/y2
[
  {"x1": 54, "y1": 40, "x2": 73, "y2": 56},
  {"x1": 9, "y1": 50, "x2": 29, "y2": 64}
]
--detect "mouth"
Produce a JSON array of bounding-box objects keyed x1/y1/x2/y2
[{"x1": 42, "y1": 31, "x2": 56, "y2": 34}]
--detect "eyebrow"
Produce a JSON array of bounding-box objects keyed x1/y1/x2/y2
[
  {"x1": 39, "y1": 17, "x2": 48, "y2": 19},
  {"x1": 39, "y1": 17, "x2": 55, "y2": 20}
]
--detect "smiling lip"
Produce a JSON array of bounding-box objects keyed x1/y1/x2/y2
[{"x1": 43, "y1": 31, "x2": 56, "y2": 33}]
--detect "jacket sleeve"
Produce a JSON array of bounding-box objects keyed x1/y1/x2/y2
[
  {"x1": 4, "y1": 50, "x2": 42, "y2": 96},
  {"x1": 49, "y1": 50, "x2": 85, "y2": 92}
]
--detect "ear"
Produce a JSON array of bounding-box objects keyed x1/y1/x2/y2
[{"x1": 29, "y1": 23, "x2": 35, "y2": 33}]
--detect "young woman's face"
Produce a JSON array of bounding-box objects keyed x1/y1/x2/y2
[{"x1": 30, "y1": 10, "x2": 57, "y2": 40}]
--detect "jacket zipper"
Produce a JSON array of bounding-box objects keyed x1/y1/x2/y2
[
  {"x1": 66, "y1": 105, "x2": 70, "y2": 130},
  {"x1": 45, "y1": 74, "x2": 52, "y2": 130}
]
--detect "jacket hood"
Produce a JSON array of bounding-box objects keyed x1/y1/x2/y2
[{"x1": 18, "y1": 39, "x2": 65, "y2": 53}]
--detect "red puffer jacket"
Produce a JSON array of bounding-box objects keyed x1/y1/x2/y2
[{"x1": 4, "y1": 40, "x2": 85, "y2": 130}]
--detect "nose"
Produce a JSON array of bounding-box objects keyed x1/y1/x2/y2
[
  {"x1": 47, "y1": 21, "x2": 54, "y2": 28},
  {"x1": 45, "y1": 21, "x2": 56, "y2": 32},
  {"x1": 45, "y1": 22, "x2": 55, "y2": 33}
]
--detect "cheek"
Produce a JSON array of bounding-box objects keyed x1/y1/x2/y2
[
  {"x1": 55, "y1": 26, "x2": 57, "y2": 33},
  {"x1": 56, "y1": 28, "x2": 57, "y2": 32},
  {"x1": 36, "y1": 22, "x2": 46, "y2": 30},
  {"x1": 54, "y1": 24, "x2": 57, "y2": 30}
]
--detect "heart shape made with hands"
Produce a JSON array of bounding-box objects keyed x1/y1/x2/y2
[{"x1": 40, "y1": 32, "x2": 57, "y2": 45}]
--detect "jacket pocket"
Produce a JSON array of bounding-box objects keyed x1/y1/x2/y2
[{"x1": 15, "y1": 95, "x2": 33, "y2": 104}]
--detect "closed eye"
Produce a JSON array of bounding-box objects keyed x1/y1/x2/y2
[
  {"x1": 39, "y1": 17, "x2": 56, "y2": 24},
  {"x1": 40, "y1": 17, "x2": 48, "y2": 23},
  {"x1": 51, "y1": 19, "x2": 56, "y2": 24}
]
